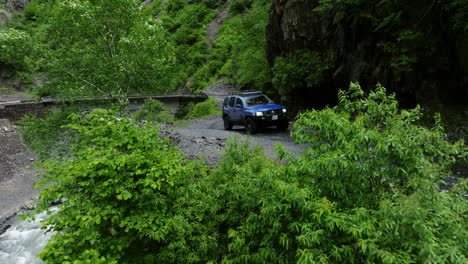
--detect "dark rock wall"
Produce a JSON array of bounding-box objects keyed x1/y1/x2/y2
[{"x1": 266, "y1": 0, "x2": 468, "y2": 110}]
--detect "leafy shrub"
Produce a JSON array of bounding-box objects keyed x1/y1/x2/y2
[
  {"x1": 272, "y1": 50, "x2": 328, "y2": 95},
  {"x1": 19, "y1": 110, "x2": 76, "y2": 159},
  {"x1": 30, "y1": 85, "x2": 467, "y2": 263},
  {"x1": 184, "y1": 97, "x2": 219, "y2": 119},
  {"x1": 133, "y1": 99, "x2": 173, "y2": 123},
  {"x1": 229, "y1": 0, "x2": 253, "y2": 15},
  {"x1": 291, "y1": 83, "x2": 466, "y2": 208},
  {"x1": 0, "y1": 28, "x2": 32, "y2": 71},
  {"x1": 212, "y1": 84, "x2": 467, "y2": 263},
  {"x1": 31, "y1": 109, "x2": 209, "y2": 263}
]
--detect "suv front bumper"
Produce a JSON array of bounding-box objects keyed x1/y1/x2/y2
[{"x1": 252, "y1": 113, "x2": 288, "y2": 126}]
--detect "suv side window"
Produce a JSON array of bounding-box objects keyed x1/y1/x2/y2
[
  {"x1": 229, "y1": 97, "x2": 235, "y2": 107},
  {"x1": 223, "y1": 97, "x2": 228, "y2": 106},
  {"x1": 234, "y1": 98, "x2": 243, "y2": 108}
]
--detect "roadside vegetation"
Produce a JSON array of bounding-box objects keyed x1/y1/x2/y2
[
  {"x1": 21, "y1": 84, "x2": 467, "y2": 263},
  {"x1": 3, "y1": 0, "x2": 466, "y2": 262},
  {"x1": 19, "y1": 96, "x2": 220, "y2": 159},
  {"x1": 0, "y1": 0, "x2": 272, "y2": 97},
  {"x1": 133, "y1": 99, "x2": 174, "y2": 123}
]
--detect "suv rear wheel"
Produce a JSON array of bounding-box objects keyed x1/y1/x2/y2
[
  {"x1": 223, "y1": 115, "x2": 233, "y2": 130},
  {"x1": 245, "y1": 118, "x2": 257, "y2": 134}
]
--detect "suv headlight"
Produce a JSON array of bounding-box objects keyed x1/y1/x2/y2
[
  {"x1": 255, "y1": 111, "x2": 263, "y2": 117},
  {"x1": 282, "y1": 108, "x2": 287, "y2": 113}
]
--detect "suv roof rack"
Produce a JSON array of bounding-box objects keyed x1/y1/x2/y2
[{"x1": 228, "y1": 90, "x2": 262, "y2": 95}]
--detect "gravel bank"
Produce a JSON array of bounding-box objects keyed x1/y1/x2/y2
[{"x1": 0, "y1": 121, "x2": 40, "y2": 233}]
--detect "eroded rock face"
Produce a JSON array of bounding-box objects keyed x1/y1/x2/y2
[
  {"x1": 266, "y1": 0, "x2": 468, "y2": 110},
  {"x1": 0, "y1": 0, "x2": 30, "y2": 26},
  {"x1": 3, "y1": 0, "x2": 29, "y2": 12}
]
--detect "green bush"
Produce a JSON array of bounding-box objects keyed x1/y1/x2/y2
[
  {"x1": 30, "y1": 85, "x2": 467, "y2": 263},
  {"x1": 0, "y1": 28, "x2": 32, "y2": 71},
  {"x1": 31, "y1": 109, "x2": 210, "y2": 263},
  {"x1": 184, "y1": 97, "x2": 220, "y2": 119},
  {"x1": 19, "y1": 110, "x2": 76, "y2": 159},
  {"x1": 133, "y1": 99, "x2": 173, "y2": 123},
  {"x1": 211, "y1": 84, "x2": 467, "y2": 263},
  {"x1": 291, "y1": 83, "x2": 465, "y2": 208},
  {"x1": 229, "y1": 0, "x2": 253, "y2": 15}
]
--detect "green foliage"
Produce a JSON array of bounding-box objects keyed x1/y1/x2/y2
[
  {"x1": 0, "y1": 28, "x2": 32, "y2": 71},
  {"x1": 30, "y1": 86, "x2": 467, "y2": 263},
  {"x1": 32, "y1": 0, "x2": 176, "y2": 99},
  {"x1": 133, "y1": 99, "x2": 174, "y2": 123},
  {"x1": 272, "y1": 50, "x2": 328, "y2": 95},
  {"x1": 292, "y1": 83, "x2": 466, "y2": 208},
  {"x1": 19, "y1": 110, "x2": 76, "y2": 159},
  {"x1": 32, "y1": 109, "x2": 209, "y2": 263},
  {"x1": 195, "y1": 0, "x2": 271, "y2": 91},
  {"x1": 209, "y1": 85, "x2": 467, "y2": 263},
  {"x1": 156, "y1": 1, "x2": 216, "y2": 90},
  {"x1": 184, "y1": 97, "x2": 220, "y2": 119}
]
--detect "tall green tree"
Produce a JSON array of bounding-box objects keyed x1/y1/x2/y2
[{"x1": 41, "y1": 0, "x2": 176, "y2": 100}]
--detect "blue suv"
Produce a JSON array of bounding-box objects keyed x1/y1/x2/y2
[{"x1": 222, "y1": 92, "x2": 288, "y2": 134}]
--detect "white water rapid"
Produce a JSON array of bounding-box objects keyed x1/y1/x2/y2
[{"x1": 0, "y1": 208, "x2": 56, "y2": 264}]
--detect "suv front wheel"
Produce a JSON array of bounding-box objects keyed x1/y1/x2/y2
[{"x1": 245, "y1": 118, "x2": 257, "y2": 134}]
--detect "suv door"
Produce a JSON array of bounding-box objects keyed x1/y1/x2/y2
[{"x1": 231, "y1": 97, "x2": 244, "y2": 122}]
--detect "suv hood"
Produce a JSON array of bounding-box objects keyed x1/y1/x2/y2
[{"x1": 246, "y1": 104, "x2": 285, "y2": 111}]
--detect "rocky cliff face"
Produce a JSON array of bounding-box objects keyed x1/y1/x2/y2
[
  {"x1": 266, "y1": 0, "x2": 468, "y2": 110},
  {"x1": 0, "y1": 0, "x2": 30, "y2": 27}
]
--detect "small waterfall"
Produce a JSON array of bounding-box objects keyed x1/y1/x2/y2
[{"x1": 0, "y1": 208, "x2": 57, "y2": 264}]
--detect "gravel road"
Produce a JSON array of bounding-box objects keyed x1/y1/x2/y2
[{"x1": 163, "y1": 114, "x2": 308, "y2": 167}]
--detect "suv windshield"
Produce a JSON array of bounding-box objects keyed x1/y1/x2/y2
[{"x1": 245, "y1": 95, "x2": 272, "y2": 107}]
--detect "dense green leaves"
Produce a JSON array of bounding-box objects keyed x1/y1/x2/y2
[
  {"x1": 272, "y1": 51, "x2": 328, "y2": 96},
  {"x1": 27, "y1": 84, "x2": 467, "y2": 263},
  {"x1": 0, "y1": 28, "x2": 32, "y2": 71},
  {"x1": 184, "y1": 97, "x2": 220, "y2": 119},
  {"x1": 41, "y1": 0, "x2": 176, "y2": 99},
  {"x1": 292, "y1": 83, "x2": 465, "y2": 208},
  {"x1": 190, "y1": 0, "x2": 271, "y2": 91},
  {"x1": 32, "y1": 109, "x2": 209, "y2": 263}
]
